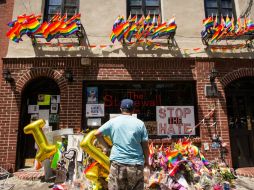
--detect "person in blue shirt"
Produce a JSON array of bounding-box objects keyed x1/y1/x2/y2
[{"x1": 95, "y1": 98, "x2": 149, "y2": 190}]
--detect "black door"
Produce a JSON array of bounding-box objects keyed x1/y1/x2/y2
[
  {"x1": 226, "y1": 77, "x2": 254, "y2": 168},
  {"x1": 16, "y1": 77, "x2": 60, "y2": 170}
]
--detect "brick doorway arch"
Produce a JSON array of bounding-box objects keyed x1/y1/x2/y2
[
  {"x1": 15, "y1": 68, "x2": 67, "y2": 170},
  {"x1": 224, "y1": 75, "x2": 254, "y2": 168}
]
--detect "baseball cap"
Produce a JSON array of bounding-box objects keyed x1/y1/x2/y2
[{"x1": 120, "y1": 99, "x2": 134, "y2": 110}]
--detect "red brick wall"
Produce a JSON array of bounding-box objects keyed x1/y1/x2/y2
[
  {"x1": 1, "y1": 57, "x2": 254, "y2": 171},
  {"x1": 0, "y1": 0, "x2": 14, "y2": 85}
]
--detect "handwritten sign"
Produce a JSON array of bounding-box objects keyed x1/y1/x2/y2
[{"x1": 156, "y1": 106, "x2": 195, "y2": 135}]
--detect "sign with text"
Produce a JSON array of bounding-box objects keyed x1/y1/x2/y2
[
  {"x1": 86, "y1": 104, "x2": 104, "y2": 117},
  {"x1": 156, "y1": 106, "x2": 195, "y2": 135}
]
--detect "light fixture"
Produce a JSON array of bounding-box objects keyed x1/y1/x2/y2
[
  {"x1": 2, "y1": 69, "x2": 13, "y2": 83},
  {"x1": 64, "y1": 69, "x2": 73, "y2": 82},
  {"x1": 209, "y1": 68, "x2": 218, "y2": 83}
]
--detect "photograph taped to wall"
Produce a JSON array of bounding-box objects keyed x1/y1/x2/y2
[
  {"x1": 51, "y1": 103, "x2": 58, "y2": 113},
  {"x1": 51, "y1": 95, "x2": 60, "y2": 103},
  {"x1": 28, "y1": 105, "x2": 39, "y2": 114},
  {"x1": 49, "y1": 114, "x2": 59, "y2": 123},
  {"x1": 30, "y1": 114, "x2": 39, "y2": 122},
  {"x1": 87, "y1": 118, "x2": 101, "y2": 127}
]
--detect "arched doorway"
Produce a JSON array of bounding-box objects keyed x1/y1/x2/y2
[
  {"x1": 225, "y1": 77, "x2": 254, "y2": 168},
  {"x1": 16, "y1": 77, "x2": 60, "y2": 170}
]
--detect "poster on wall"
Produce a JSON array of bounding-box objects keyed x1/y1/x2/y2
[
  {"x1": 86, "y1": 87, "x2": 98, "y2": 104},
  {"x1": 37, "y1": 94, "x2": 51, "y2": 105},
  {"x1": 156, "y1": 106, "x2": 195, "y2": 136},
  {"x1": 86, "y1": 104, "x2": 104, "y2": 117}
]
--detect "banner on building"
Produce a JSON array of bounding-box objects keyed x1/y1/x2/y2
[{"x1": 156, "y1": 106, "x2": 195, "y2": 136}]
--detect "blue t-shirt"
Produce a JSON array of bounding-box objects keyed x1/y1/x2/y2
[{"x1": 98, "y1": 115, "x2": 148, "y2": 165}]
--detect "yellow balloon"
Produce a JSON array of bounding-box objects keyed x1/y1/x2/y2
[
  {"x1": 24, "y1": 119, "x2": 57, "y2": 162},
  {"x1": 85, "y1": 162, "x2": 105, "y2": 190},
  {"x1": 80, "y1": 130, "x2": 110, "y2": 172}
]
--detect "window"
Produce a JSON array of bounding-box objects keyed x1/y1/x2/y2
[
  {"x1": 83, "y1": 81, "x2": 198, "y2": 137},
  {"x1": 127, "y1": 0, "x2": 161, "y2": 19},
  {"x1": 204, "y1": 0, "x2": 235, "y2": 18},
  {"x1": 44, "y1": 0, "x2": 79, "y2": 21}
]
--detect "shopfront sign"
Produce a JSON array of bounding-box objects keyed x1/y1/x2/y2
[{"x1": 156, "y1": 106, "x2": 195, "y2": 135}]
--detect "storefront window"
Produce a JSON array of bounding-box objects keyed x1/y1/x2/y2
[{"x1": 83, "y1": 81, "x2": 198, "y2": 137}]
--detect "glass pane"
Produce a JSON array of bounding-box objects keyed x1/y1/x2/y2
[
  {"x1": 207, "y1": 8, "x2": 218, "y2": 16},
  {"x1": 146, "y1": 7, "x2": 160, "y2": 15},
  {"x1": 65, "y1": 0, "x2": 78, "y2": 6},
  {"x1": 130, "y1": 7, "x2": 143, "y2": 15},
  {"x1": 49, "y1": 0, "x2": 62, "y2": 5},
  {"x1": 221, "y1": 9, "x2": 232, "y2": 16},
  {"x1": 206, "y1": 0, "x2": 218, "y2": 8},
  {"x1": 221, "y1": 0, "x2": 232, "y2": 8},
  {"x1": 48, "y1": 6, "x2": 62, "y2": 14},
  {"x1": 146, "y1": 0, "x2": 160, "y2": 6},
  {"x1": 129, "y1": 0, "x2": 142, "y2": 6},
  {"x1": 64, "y1": 7, "x2": 78, "y2": 15}
]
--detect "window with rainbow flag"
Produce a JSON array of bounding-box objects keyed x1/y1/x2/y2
[
  {"x1": 109, "y1": 14, "x2": 177, "y2": 46},
  {"x1": 201, "y1": 15, "x2": 254, "y2": 46},
  {"x1": 6, "y1": 13, "x2": 84, "y2": 45}
]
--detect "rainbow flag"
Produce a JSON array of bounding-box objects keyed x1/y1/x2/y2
[
  {"x1": 151, "y1": 22, "x2": 166, "y2": 39},
  {"x1": 152, "y1": 14, "x2": 157, "y2": 25},
  {"x1": 113, "y1": 16, "x2": 121, "y2": 29},
  {"x1": 124, "y1": 24, "x2": 137, "y2": 42},
  {"x1": 225, "y1": 15, "x2": 232, "y2": 28},
  {"x1": 221, "y1": 16, "x2": 226, "y2": 30},
  {"x1": 110, "y1": 31, "x2": 116, "y2": 43},
  {"x1": 211, "y1": 25, "x2": 223, "y2": 43},
  {"x1": 167, "y1": 16, "x2": 175, "y2": 26},
  {"x1": 229, "y1": 16, "x2": 235, "y2": 33},
  {"x1": 6, "y1": 22, "x2": 22, "y2": 42},
  {"x1": 43, "y1": 21, "x2": 62, "y2": 40},
  {"x1": 235, "y1": 17, "x2": 242, "y2": 34},
  {"x1": 247, "y1": 18, "x2": 254, "y2": 32},
  {"x1": 157, "y1": 14, "x2": 161, "y2": 26},
  {"x1": 200, "y1": 153, "x2": 209, "y2": 166},
  {"x1": 137, "y1": 15, "x2": 145, "y2": 25},
  {"x1": 167, "y1": 150, "x2": 181, "y2": 167},
  {"x1": 203, "y1": 16, "x2": 213, "y2": 29},
  {"x1": 59, "y1": 22, "x2": 79, "y2": 37},
  {"x1": 213, "y1": 15, "x2": 218, "y2": 29},
  {"x1": 65, "y1": 13, "x2": 81, "y2": 25},
  {"x1": 24, "y1": 18, "x2": 41, "y2": 33},
  {"x1": 145, "y1": 14, "x2": 152, "y2": 25},
  {"x1": 128, "y1": 15, "x2": 137, "y2": 23}
]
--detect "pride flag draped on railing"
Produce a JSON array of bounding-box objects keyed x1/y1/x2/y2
[
  {"x1": 201, "y1": 15, "x2": 254, "y2": 44},
  {"x1": 110, "y1": 14, "x2": 177, "y2": 44},
  {"x1": 6, "y1": 13, "x2": 81, "y2": 43}
]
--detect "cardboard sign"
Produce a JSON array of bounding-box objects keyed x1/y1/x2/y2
[{"x1": 156, "y1": 106, "x2": 195, "y2": 135}]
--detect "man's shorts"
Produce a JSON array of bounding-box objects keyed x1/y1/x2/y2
[{"x1": 108, "y1": 161, "x2": 144, "y2": 190}]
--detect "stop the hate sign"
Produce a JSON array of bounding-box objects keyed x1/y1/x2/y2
[{"x1": 156, "y1": 106, "x2": 195, "y2": 135}]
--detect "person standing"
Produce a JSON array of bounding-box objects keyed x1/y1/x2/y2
[{"x1": 95, "y1": 99, "x2": 150, "y2": 190}]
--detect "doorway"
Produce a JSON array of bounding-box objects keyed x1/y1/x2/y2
[
  {"x1": 16, "y1": 77, "x2": 60, "y2": 170},
  {"x1": 226, "y1": 77, "x2": 254, "y2": 168}
]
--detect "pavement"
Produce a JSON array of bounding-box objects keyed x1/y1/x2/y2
[{"x1": 1, "y1": 175, "x2": 254, "y2": 190}]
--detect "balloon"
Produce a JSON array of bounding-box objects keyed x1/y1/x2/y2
[
  {"x1": 80, "y1": 130, "x2": 110, "y2": 172},
  {"x1": 51, "y1": 141, "x2": 62, "y2": 169},
  {"x1": 84, "y1": 162, "x2": 108, "y2": 190},
  {"x1": 24, "y1": 119, "x2": 57, "y2": 162}
]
